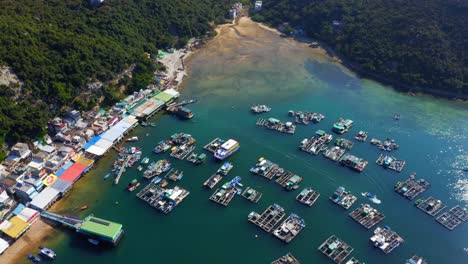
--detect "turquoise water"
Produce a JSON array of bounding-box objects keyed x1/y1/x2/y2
[{"x1": 12, "y1": 20, "x2": 468, "y2": 263}]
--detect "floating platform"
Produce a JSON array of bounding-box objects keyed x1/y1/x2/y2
[
  {"x1": 291, "y1": 111, "x2": 325, "y2": 124},
  {"x1": 203, "y1": 138, "x2": 225, "y2": 153},
  {"x1": 257, "y1": 118, "x2": 296, "y2": 134},
  {"x1": 416, "y1": 196, "x2": 446, "y2": 216},
  {"x1": 250, "y1": 158, "x2": 285, "y2": 180},
  {"x1": 136, "y1": 183, "x2": 189, "y2": 214},
  {"x1": 170, "y1": 145, "x2": 195, "y2": 160},
  {"x1": 332, "y1": 118, "x2": 353, "y2": 134},
  {"x1": 335, "y1": 138, "x2": 354, "y2": 150},
  {"x1": 345, "y1": 257, "x2": 362, "y2": 264},
  {"x1": 330, "y1": 186, "x2": 357, "y2": 210},
  {"x1": 209, "y1": 187, "x2": 237, "y2": 206},
  {"x1": 271, "y1": 253, "x2": 300, "y2": 264},
  {"x1": 275, "y1": 172, "x2": 302, "y2": 191},
  {"x1": 318, "y1": 235, "x2": 354, "y2": 264},
  {"x1": 376, "y1": 154, "x2": 405, "y2": 172},
  {"x1": 394, "y1": 176, "x2": 430, "y2": 200},
  {"x1": 436, "y1": 206, "x2": 466, "y2": 230},
  {"x1": 164, "y1": 169, "x2": 183, "y2": 182},
  {"x1": 324, "y1": 146, "x2": 346, "y2": 161},
  {"x1": 203, "y1": 173, "x2": 223, "y2": 189},
  {"x1": 273, "y1": 213, "x2": 306, "y2": 243},
  {"x1": 300, "y1": 131, "x2": 332, "y2": 154},
  {"x1": 349, "y1": 204, "x2": 385, "y2": 229},
  {"x1": 296, "y1": 188, "x2": 320, "y2": 207},
  {"x1": 405, "y1": 255, "x2": 427, "y2": 264},
  {"x1": 339, "y1": 153, "x2": 368, "y2": 172},
  {"x1": 241, "y1": 187, "x2": 263, "y2": 203},
  {"x1": 370, "y1": 226, "x2": 404, "y2": 254},
  {"x1": 248, "y1": 204, "x2": 286, "y2": 232}
]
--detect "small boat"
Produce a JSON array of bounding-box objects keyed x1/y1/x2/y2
[
  {"x1": 128, "y1": 182, "x2": 140, "y2": 192},
  {"x1": 151, "y1": 176, "x2": 162, "y2": 184},
  {"x1": 28, "y1": 254, "x2": 41, "y2": 263},
  {"x1": 361, "y1": 192, "x2": 381, "y2": 204},
  {"x1": 87, "y1": 238, "x2": 100, "y2": 246},
  {"x1": 141, "y1": 157, "x2": 150, "y2": 164},
  {"x1": 159, "y1": 179, "x2": 168, "y2": 188},
  {"x1": 38, "y1": 247, "x2": 56, "y2": 260},
  {"x1": 125, "y1": 136, "x2": 139, "y2": 142},
  {"x1": 79, "y1": 205, "x2": 89, "y2": 210},
  {"x1": 137, "y1": 165, "x2": 143, "y2": 171},
  {"x1": 393, "y1": 114, "x2": 400, "y2": 120},
  {"x1": 103, "y1": 173, "x2": 111, "y2": 180},
  {"x1": 141, "y1": 122, "x2": 149, "y2": 127},
  {"x1": 149, "y1": 122, "x2": 157, "y2": 127}
]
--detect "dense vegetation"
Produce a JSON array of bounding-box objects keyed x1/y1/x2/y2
[
  {"x1": 0, "y1": 0, "x2": 234, "y2": 144},
  {"x1": 251, "y1": 0, "x2": 467, "y2": 97}
]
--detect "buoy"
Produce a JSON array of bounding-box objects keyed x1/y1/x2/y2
[
  {"x1": 115, "y1": 201, "x2": 119, "y2": 205},
  {"x1": 255, "y1": 235, "x2": 258, "y2": 238}
]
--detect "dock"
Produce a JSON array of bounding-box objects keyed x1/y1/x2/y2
[
  {"x1": 273, "y1": 214, "x2": 305, "y2": 243},
  {"x1": 376, "y1": 154, "x2": 405, "y2": 172},
  {"x1": 349, "y1": 204, "x2": 385, "y2": 229},
  {"x1": 318, "y1": 235, "x2": 354, "y2": 264},
  {"x1": 296, "y1": 188, "x2": 320, "y2": 207},
  {"x1": 170, "y1": 145, "x2": 195, "y2": 160},
  {"x1": 203, "y1": 137, "x2": 225, "y2": 153},
  {"x1": 330, "y1": 186, "x2": 357, "y2": 210},
  {"x1": 164, "y1": 169, "x2": 183, "y2": 182},
  {"x1": 299, "y1": 130, "x2": 332, "y2": 154},
  {"x1": 114, "y1": 155, "x2": 131, "y2": 184},
  {"x1": 335, "y1": 138, "x2": 354, "y2": 150},
  {"x1": 241, "y1": 187, "x2": 263, "y2": 203},
  {"x1": 257, "y1": 118, "x2": 296, "y2": 134},
  {"x1": 394, "y1": 176, "x2": 430, "y2": 200},
  {"x1": 136, "y1": 182, "x2": 189, "y2": 214},
  {"x1": 416, "y1": 196, "x2": 446, "y2": 216},
  {"x1": 271, "y1": 253, "x2": 300, "y2": 264},
  {"x1": 370, "y1": 226, "x2": 404, "y2": 254},
  {"x1": 248, "y1": 204, "x2": 286, "y2": 232},
  {"x1": 339, "y1": 153, "x2": 368, "y2": 172},
  {"x1": 324, "y1": 146, "x2": 346, "y2": 161},
  {"x1": 275, "y1": 172, "x2": 302, "y2": 191}
]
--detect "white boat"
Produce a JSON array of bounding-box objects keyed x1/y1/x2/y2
[
  {"x1": 214, "y1": 139, "x2": 239, "y2": 160},
  {"x1": 126, "y1": 136, "x2": 139, "y2": 142}
]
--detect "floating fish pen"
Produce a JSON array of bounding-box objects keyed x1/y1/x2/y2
[
  {"x1": 136, "y1": 183, "x2": 189, "y2": 214},
  {"x1": 143, "y1": 159, "x2": 171, "y2": 179},
  {"x1": 203, "y1": 137, "x2": 225, "y2": 153},
  {"x1": 248, "y1": 204, "x2": 286, "y2": 232},
  {"x1": 170, "y1": 132, "x2": 196, "y2": 146},
  {"x1": 349, "y1": 204, "x2": 385, "y2": 229},
  {"x1": 405, "y1": 255, "x2": 427, "y2": 264},
  {"x1": 416, "y1": 197, "x2": 446, "y2": 216},
  {"x1": 339, "y1": 153, "x2": 368, "y2": 172},
  {"x1": 186, "y1": 152, "x2": 206, "y2": 164},
  {"x1": 291, "y1": 111, "x2": 325, "y2": 124},
  {"x1": 241, "y1": 187, "x2": 263, "y2": 203},
  {"x1": 345, "y1": 257, "x2": 362, "y2": 264},
  {"x1": 296, "y1": 188, "x2": 320, "y2": 207},
  {"x1": 153, "y1": 140, "x2": 172, "y2": 154},
  {"x1": 271, "y1": 253, "x2": 300, "y2": 264},
  {"x1": 332, "y1": 118, "x2": 353, "y2": 134},
  {"x1": 330, "y1": 186, "x2": 357, "y2": 210},
  {"x1": 276, "y1": 172, "x2": 302, "y2": 191},
  {"x1": 170, "y1": 144, "x2": 195, "y2": 160},
  {"x1": 273, "y1": 214, "x2": 306, "y2": 243},
  {"x1": 257, "y1": 118, "x2": 296, "y2": 134},
  {"x1": 376, "y1": 154, "x2": 405, "y2": 172},
  {"x1": 335, "y1": 138, "x2": 354, "y2": 150},
  {"x1": 209, "y1": 187, "x2": 238, "y2": 206},
  {"x1": 300, "y1": 130, "x2": 333, "y2": 154},
  {"x1": 251, "y1": 104, "x2": 271, "y2": 114},
  {"x1": 354, "y1": 131, "x2": 368, "y2": 142},
  {"x1": 370, "y1": 226, "x2": 404, "y2": 254},
  {"x1": 436, "y1": 205, "x2": 467, "y2": 230},
  {"x1": 203, "y1": 173, "x2": 223, "y2": 189},
  {"x1": 217, "y1": 162, "x2": 234, "y2": 176},
  {"x1": 324, "y1": 146, "x2": 346, "y2": 161},
  {"x1": 373, "y1": 138, "x2": 399, "y2": 152},
  {"x1": 318, "y1": 235, "x2": 354, "y2": 264},
  {"x1": 250, "y1": 158, "x2": 285, "y2": 180},
  {"x1": 164, "y1": 169, "x2": 183, "y2": 182},
  {"x1": 394, "y1": 176, "x2": 430, "y2": 200}
]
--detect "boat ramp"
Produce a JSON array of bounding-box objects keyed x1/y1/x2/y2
[
  {"x1": 271, "y1": 253, "x2": 300, "y2": 264},
  {"x1": 339, "y1": 153, "x2": 368, "y2": 172},
  {"x1": 256, "y1": 118, "x2": 296, "y2": 134},
  {"x1": 335, "y1": 138, "x2": 354, "y2": 150},
  {"x1": 241, "y1": 187, "x2": 263, "y2": 203},
  {"x1": 299, "y1": 130, "x2": 333, "y2": 154},
  {"x1": 394, "y1": 176, "x2": 430, "y2": 200},
  {"x1": 349, "y1": 204, "x2": 385, "y2": 229},
  {"x1": 376, "y1": 154, "x2": 405, "y2": 172},
  {"x1": 248, "y1": 204, "x2": 286, "y2": 232},
  {"x1": 416, "y1": 197, "x2": 446, "y2": 216},
  {"x1": 203, "y1": 137, "x2": 225, "y2": 153},
  {"x1": 296, "y1": 188, "x2": 320, "y2": 207},
  {"x1": 324, "y1": 146, "x2": 346, "y2": 161},
  {"x1": 136, "y1": 182, "x2": 189, "y2": 214},
  {"x1": 436, "y1": 205, "x2": 467, "y2": 230},
  {"x1": 370, "y1": 226, "x2": 404, "y2": 254},
  {"x1": 318, "y1": 235, "x2": 353, "y2": 264},
  {"x1": 330, "y1": 186, "x2": 357, "y2": 210},
  {"x1": 272, "y1": 213, "x2": 306, "y2": 243}
]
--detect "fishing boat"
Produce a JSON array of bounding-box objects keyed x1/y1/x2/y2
[
  {"x1": 393, "y1": 114, "x2": 401, "y2": 120},
  {"x1": 87, "y1": 238, "x2": 100, "y2": 246},
  {"x1": 38, "y1": 247, "x2": 56, "y2": 260},
  {"x1": 194, "y1": 153, "x2": 207, "y2": 164},
  {"x1": 141, "y1": 157, "x2": 150, "y2": 164},
  {"x1": 159, "y1": 179, "x2": 168, "y2": 188},
  {"x1": 361, "y1": 192, "x2": 382, "y2": 204},
  {"x1": 214, "y1": 139, "x2": 239, "y2": 160},
  {"x1": 217, "y1": 162, "x2": 234, "y2": 175},
  {"x1": 127, "y1": 179, "x2": 140, "y2": 192},
  {"x1": 27, "y1": 254, "x2": 41, "y2": 263},
  {"x1": 125, "y1": 136, "x2": 139, "y2": 142},
  {"x1": 151, "y1": 176, "x2": 162, "y2": 184},
  {"x1": 141, "y1": 122, "x2": 149, "y2": 127},
  {"x1": 79, "y1": 205, "x2": 89, "y2": 210},
  {"x1": 103, "y1": 173, "x2": 111, "y2": 180},
  {"x1": 137, "y1": 165, "x2": 143, "y2": 171}
]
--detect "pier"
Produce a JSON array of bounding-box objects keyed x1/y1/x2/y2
[
  {"x1": 273, "y1": 213, "x2": 305, "y2": 243},
  {"x1": 416, "y1": 196, "x2": 446, "y2": 216},
  {"x1": 248, "y1": 204, "x2": 286, "y2": 232},
  {"x1": 349, "y1": 204, "x2": 385, "y2": 229},
  {"x1": 271, "y1": 253, "x2": 300, "y2": 264},
  {"x1": 324, "y1": 146, "x2": 346, "y2": 161},
  {"x1": 256, "y1": 118, "x2": 296, "y2": 134},
  {"x1": 370, "y1": 226, "x2": 404, "y2": 254},
  {"x1": 136, "y1": 182, "x2": 189, "y2": 214},
  {"x1": 114, "y1": 155, "x2": 131, "y2": 184},
  {"x1": 339, "y1": 153, "x2": 368, "y2": 172},
  {"x1": 330, "y1": 186, "x2": 357, "y2": 210},
  {"x1": 376, "y1": 154, "x2": 405, "y2": 172},
  {"x1": 296, "y1": 188, "x2": 320, "y2": 207},
  {"x1": 394, "y1": 176, "x2": 430, "y2": 200},
  {"x1": 318, "y1": 235, "x2": 354, "y2": 264},
  {"x1": 203, "y1": 137, "x2": 225, "y2": 153},
  {"x1": 241, "y1": 187, "x2": 263, "y2": 203}
]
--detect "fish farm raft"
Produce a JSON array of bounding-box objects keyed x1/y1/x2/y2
[
  {"x1": 349, "y1": 204, "x2": 385, "y2": 229},
  {"x1": 271, "y1": 252, "x2": 300, "y2": 264},
  {"x1": 436, "y1": 205, "x2": 468, "y2": 230},
  {"x1": 370, "y1": 226, "x2": 404, "y2": 254},
  {"x1": 416, "y1": 196, "x2": 446, "y2": 216},
  {"x1": 272, "y1": 213, "x2": 306, "y2": 243},
  {"x1": 248, "y1": 204, "x2": 286, "y2": 232},
  {"x1": 241, "y1": 187, "x2": 263, "y2": 203},
  {"x1": 318, "y1": 235, "x2": 354, "y2": 264},
  {"x1": 296, "y1": 188, "x2": 320, "y2": 207},
  {"x1": 330, "y1": 186, "x2": 357, "y2": 210},
  {"x1": 136, "y1": 182, "x2": 189, "y2": 214},
  {"x1": 394, "y1": 175, "x2": 430, "y2": 200},
  {"x1": 256, "y1": 118, "x2": 296, "y2": 134},
  {"x1": 376, "y1": 154, "x2": 406, "y2": 172}
]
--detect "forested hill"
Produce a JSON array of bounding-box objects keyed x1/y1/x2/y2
[
  {"x1": 0, "y1": 0, "x2": 233, "y2": 143},
  {"x1": 251, "y1": 0, "x2": 467, "y2": 97}
]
